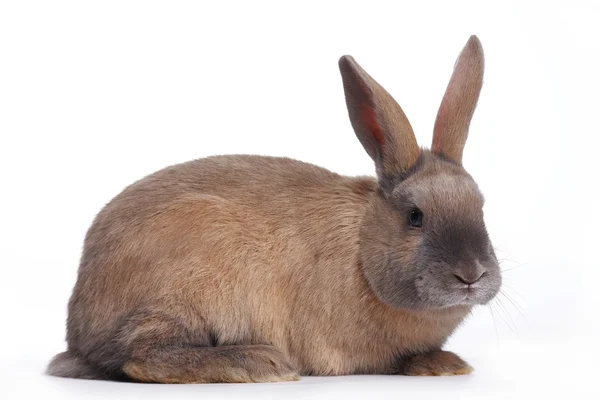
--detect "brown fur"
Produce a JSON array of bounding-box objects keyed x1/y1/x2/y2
[{"x1": 48, "y1": 36, "x2": 500, "y2": 383}]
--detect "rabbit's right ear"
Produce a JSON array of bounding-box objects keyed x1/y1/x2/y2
[
  {"x1": 339, "y1": 56, "x2": 421, "y2": 177},
  {"x1": 432, "y1": 36, "x2": 484, "y2": 164}
]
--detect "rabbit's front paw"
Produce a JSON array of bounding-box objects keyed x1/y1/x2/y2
[{"x1": 402, "y1": 350, "x2": 473, "y2": 376}]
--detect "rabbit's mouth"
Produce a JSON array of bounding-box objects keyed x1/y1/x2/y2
[
  {"x1": 460, "y1": 287, "x2": 489, "y2": 304},
  {"x1": 448, "y1": 274, "x2": 502, "y2": 307},
  {"x1": 410, "y1": 265, "x2": 502, "y2": 309}
]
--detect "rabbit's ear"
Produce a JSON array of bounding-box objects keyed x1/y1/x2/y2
[
  {"x1": 339, "y1": 56, "x2": 421, "y2": 177},
  {"x1": 432, "y1": 35, "x2": 484, "y2": 164}
]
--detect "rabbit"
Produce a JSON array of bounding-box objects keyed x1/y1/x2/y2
[{"x1": 47, "y1": 35, "x2": 501, "y2": 383}]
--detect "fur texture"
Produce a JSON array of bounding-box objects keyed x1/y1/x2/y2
[{"x1": 47, "y1": 35, "x2": 501, "y2": 383}]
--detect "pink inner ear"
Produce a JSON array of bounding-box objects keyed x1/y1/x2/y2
[{"x1": 361, "y1": 106, "x2": 384, "y2": 146}]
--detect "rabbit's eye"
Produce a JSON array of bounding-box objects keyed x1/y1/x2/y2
[{"x1": 409, "y1": 209, "x2": 423, "y2": 228}]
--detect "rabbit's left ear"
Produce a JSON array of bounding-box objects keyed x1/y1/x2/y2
[{"x1": 432, "y1": 35, "x2": 485, "y2": 164}]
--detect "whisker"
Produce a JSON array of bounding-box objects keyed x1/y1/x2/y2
[
  {"x1": 500, "y1": 290, "x2": 532, "y2": 332},
  {"x1": 500, "y1": 289, "x2": 526, "y2": 315},
  {"x1": 487, "y1": 304, "x2": 499, "y2": 344},
  {"x1": 501, "y1": 284, "x2": 528, "y2": 303},
  {"x1": 495, "y1": 296, "x2": 519, "y2": 336},
  {"x1": 491, "y1": 299, "x2": 518, "y2": 335},
  {"x1": 500, "y1": 265, "x2": 524, "y2": 273}
]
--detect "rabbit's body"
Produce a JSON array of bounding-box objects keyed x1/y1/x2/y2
[
  {"x1": 62, "y1": 155, "x2": 469, "y2": 380},
  {"x1": 49, "y1": 36, "x2": 501, "y2": 383}
]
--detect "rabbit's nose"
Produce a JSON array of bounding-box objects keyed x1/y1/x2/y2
[
  {"x1": 454, "y1": 261, "x2": 486, "y2": 285},
  {"x1": 454, "y1": 272, "x2": 485, "y2": 285}
]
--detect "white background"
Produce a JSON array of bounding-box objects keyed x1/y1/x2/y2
[{"x1": 1, "y1": 1, "x2": 599, "y2": 399}]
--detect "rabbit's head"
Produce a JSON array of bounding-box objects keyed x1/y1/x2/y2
[{"x1": 340, "y1": 36, "x2": 501, "y2": 310}]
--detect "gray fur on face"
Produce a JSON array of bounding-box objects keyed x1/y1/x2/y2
[{"x1": 360, "y1": 151, "x2": 501, "y2": 310}]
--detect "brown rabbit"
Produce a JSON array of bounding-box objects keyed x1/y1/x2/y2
[{"x1": 47, "y1": 35, "x2": 501, "y2": 383}]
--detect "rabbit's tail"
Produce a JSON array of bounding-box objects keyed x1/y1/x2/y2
[{"x1": 46, "y1": 351, "x2": 107, "y2": 380}]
